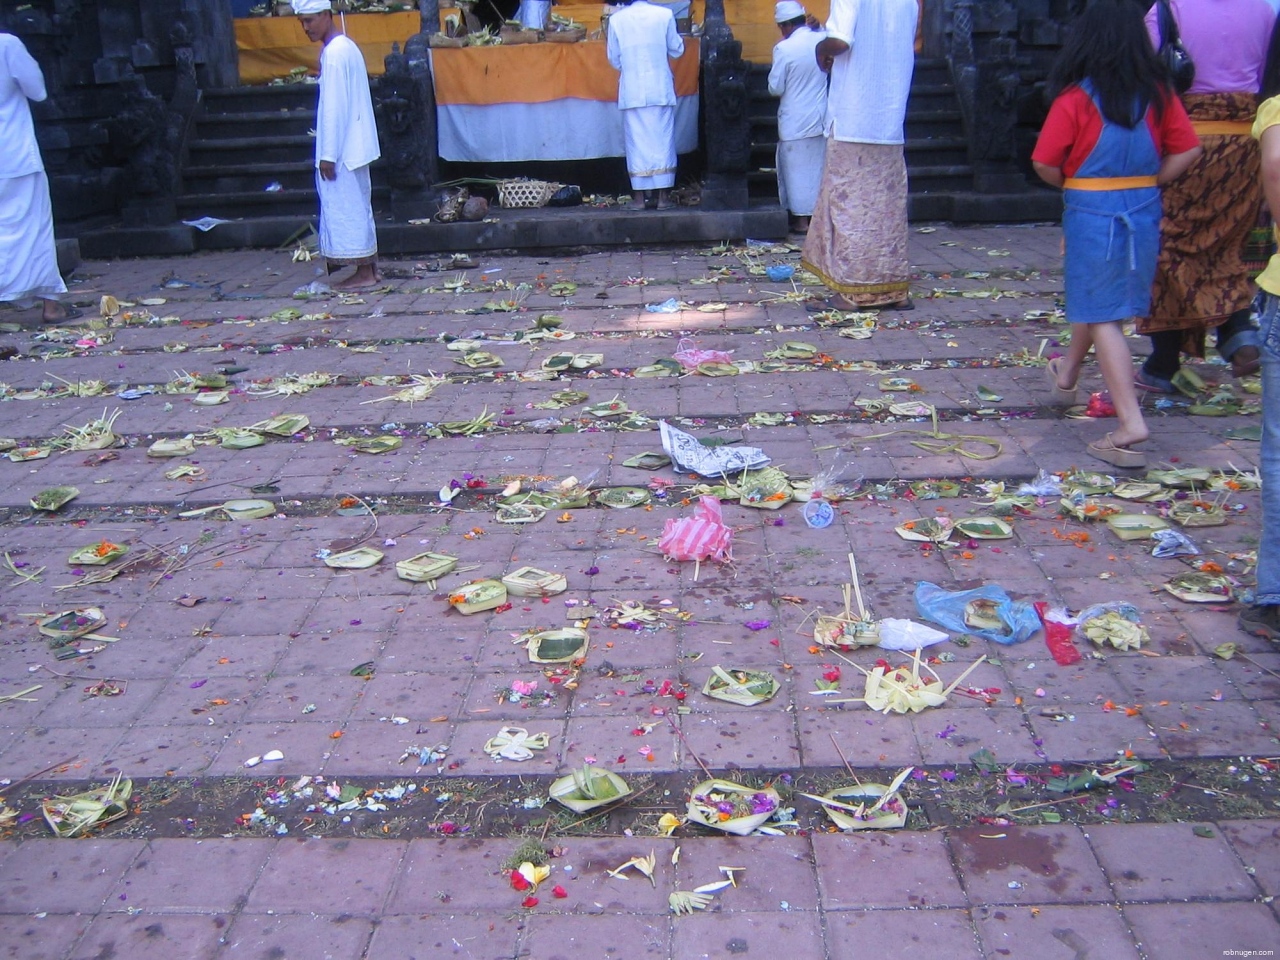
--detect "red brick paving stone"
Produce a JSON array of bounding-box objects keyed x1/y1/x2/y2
[
  {"x1": 70, "y1": 913, "x2": 229, "y2": 960},
  {"x1": 444, "y1": 717, "x2": 567, "y2": 777},
  {"x1": 1086, "y1": 822, "x2": 1261, "y2": 901},
  {"x1": 244, "y1": 674, "x2": 366, "y2": 725},
  {"x1": 825, "y1": 908, "x2": 984, "y2": 959},
  {"x1": 670, "y1": 910, "x2": 825, "y2": 960},
  {"x1": 0, "y1": 726, "x2": 125, "y2": 782},
  {"x1": 0, "y1": 840, "x2": 141, "y2": 915},
  {"x1": 1108, "y1": 654, "x2": 1238, "y2": 703},
  {"x1": 676, "y1": 711, "x2": 801, "y2": 770},
  {"x1": 972, "y1": 903, "x2": 1141, "y2": 960},
  {"x1": 133, "y1": 675, "x2": 265, "y2": 727},
  {"x1": 671, "y1": 836, "x2": 819, "y2": 912},
  {"x1": 560, "y1": 714, "x2": 682, "y2": 773},
  {"x1": 0, "y1": 913, "x2": 90, "y2": 960},
  {"x1": 1221, "y1": 820, "x2": 1280, "y2": 898},
  {"x1": 367, "y1": 913, "x2": 524, "y2": 958},
  {"x1": 1026, "y1": 708, "x2": 1164, "y2": 763},
  {"x1": 795, "y1": 706, "x2": 924, "y2": 767},
  {"x1": 914, "y1": 707, "x2": 1042, "y2": 766},
  {"x1": 206, "y1": 720, "x2": 342, "y2": 775},
  {"x1": 812, "y1": 832, "x2": 966, "y2": 910},
  {"x1": 246, "y1": 838, "x2": 406, "y2": 914},
  {"x1": 948, "y1": 826, "x2": 1112, "y2": 907},
  {"x1": 105, "y1": 723, "x2": 229, "y2": 777},
  {"x1": 105, "y1": 838, "x2": 272, "y2": 913},
  {"x1": 31, "y1": 678, "x2": 166, "y2": 729},
  {"x1": 221, "y1": 913, "x2": 374, "y2": 958},
  {"x1": 1146, "y1": 701, "x2": 1278, "y2": 759},
  {"x1": 1124, "y1": 902, "x2": 1280, "y2": 959},
  {"x1": 522, "y1": 912, "x2": 673, "y2": 957}
]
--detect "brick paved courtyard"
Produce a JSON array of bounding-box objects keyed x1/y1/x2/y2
[{"x1": 0, "y1": 223, "x2": 1276, "y2": 959}]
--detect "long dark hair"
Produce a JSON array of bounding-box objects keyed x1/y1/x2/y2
[
  {"x1": 1262, "y1": 14, "x2": 1280, "y2": 99},
  {"x1": 1046, "y1": 0, "x2": 1171, "y2": 128}
]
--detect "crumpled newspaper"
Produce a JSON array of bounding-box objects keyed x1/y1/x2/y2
[{"x1": 659, "y1": 420, "x2": 769, "y2": 478}]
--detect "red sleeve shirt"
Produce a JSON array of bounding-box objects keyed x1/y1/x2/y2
[{"x1": 1031, "y1": 85, "x2": 1201, "y2": 177}]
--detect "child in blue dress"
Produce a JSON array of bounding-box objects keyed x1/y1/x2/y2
[{"x1": 1032, "y1": 0, "x2": 1202, "y2": 469}]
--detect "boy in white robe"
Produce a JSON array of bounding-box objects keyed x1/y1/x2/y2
[
  {"x1": 767, "y1": 1, "x2": 826, "y2": 235},
  {"x1": 607, "y1": 0, "x2": 684, "y2": 210},
  {"x1": 0, "y1": 33, "x2": 78, "y2": 323},
  {"x1": 297, "y1": 0, "x2": 381, "y2": 291}
]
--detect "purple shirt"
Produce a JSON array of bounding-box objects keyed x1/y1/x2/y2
[{"x1": 1145, "y1": 0, "x2": 1276, "y2": 94}]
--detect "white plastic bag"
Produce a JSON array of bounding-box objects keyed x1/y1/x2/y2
[{"x1": 876, "y1": 618, "x2": 949, "y2": 651}]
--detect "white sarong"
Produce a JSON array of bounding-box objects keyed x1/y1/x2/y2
[
  {"x1": 622, "y1": 104, "x2": 677, "y2": 190},
  {"x1": 316, "y1": 163, "x2": 377, "y2": 264},
  {"x1": 776, "y1": 135, "x2": 825, "y2": 217},
  {"x1": 517, "y1": 0, "x2": 551, "y2": 28},
  {"x1": 0, "y1": 171, "x2": 65, "y2": 306}
]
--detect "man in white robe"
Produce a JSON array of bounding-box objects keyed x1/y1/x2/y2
[
  {"x1": 297, "y1": 0, "x2": 381, "y2": 290},
  {"x1": 767, "y1": 1, "x2": 826, "y2": 235},
  {"x1": 606, "y1": 0, "x2": 684, "y2": 210},
  {"x1": 0, "y1": 33, "x2": 77, "y2": 323}
]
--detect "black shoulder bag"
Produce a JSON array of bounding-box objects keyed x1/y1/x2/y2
[{"x1": 1156, "y1": 0, "x2": 1196, "y2": 94}]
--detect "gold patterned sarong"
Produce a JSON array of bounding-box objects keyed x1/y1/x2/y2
[{"x1": 802, "y1": 138, "x2": 911, "y2": 307}]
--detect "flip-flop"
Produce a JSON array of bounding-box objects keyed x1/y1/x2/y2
[
  {"x1": 1044, "y1": 358, "x2": 1080, "y2": 405},
  {"x1": 1134, "y1": 370, "x2": 1176, "y2": 394},
  {"x1": 1087, "y1": 433, "x2": 1146, "y2": 469}
]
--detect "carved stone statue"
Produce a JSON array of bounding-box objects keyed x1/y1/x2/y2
[
  {"x1": 698, "y1": 0, "x2": 751, "y2": 209},
  {"x1": 374, "y1": 38, "x2": 440, "y2": 219},
  {"x1": 104, "y1": 73, "x2": 172, "y2": 197}
]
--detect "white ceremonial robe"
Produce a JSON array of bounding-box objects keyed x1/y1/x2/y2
[
  {"x1": 607, "y1": 1, "x2": 684, "y2": 190},
  {"x1": 0, "y1": 34, "x2": 65, "y2": 306},
  {"x1": 315, "y1": 33, "x2": 380, "y2": 263},
  {"x1": 517, "y1": 0, "x2": 551, "y2": 28},
  {"x1": 768, "y1": 25, "x2": 827, "y2": 216}
]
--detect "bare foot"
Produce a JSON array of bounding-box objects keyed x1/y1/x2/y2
[
  {"x1": 1107, "y1": 426, "x2": 1150, "y2": 448},
  {"x1": 334, "y1": 266, "x2": 379, "y2": 291},
  {"x1": 629, "y1": 196, "x2": 647, "y2": 211}
]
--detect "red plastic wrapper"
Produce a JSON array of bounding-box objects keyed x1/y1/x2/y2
[{"x1": 1035, "y1": 601, "x2": 1082, "y2": 666}]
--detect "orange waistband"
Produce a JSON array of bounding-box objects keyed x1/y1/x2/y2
[
  {"x1": 1063, "y1": 175, "x2": 1159, "y2": 191},
  {"x1": 1191, "y1": 120, "x2": 1254, "y2": 136}
]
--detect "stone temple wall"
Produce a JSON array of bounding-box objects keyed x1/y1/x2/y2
[{"x1": 2, "y1": 0, "x2": 237, "y2": 230}]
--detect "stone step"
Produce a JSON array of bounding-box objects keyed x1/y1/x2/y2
[
  {"x1": 176, "y1": 186, "x2": 391, "y2": 220},
  {"x1": 203, "y1": 84, "x2": 318, "y2": 114},
  {"x1": 187, "y1": 134, "x2": 318, "y2": 166},
  {"x1": 194, "y1": 110, "x2": 317, "y2": 139}
]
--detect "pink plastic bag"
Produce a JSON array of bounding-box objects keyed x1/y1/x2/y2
[
  {"x1": 673, "y1": 338, "x2": 733, "y2": 371},
  {"x1": 659, "y1": 496, "x2": 733, "y2": 562}
]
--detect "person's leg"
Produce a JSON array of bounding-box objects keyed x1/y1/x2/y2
[
  {"x1": 630, "y1": 192, "x2": 647, "y2": 211},
  {"x1": 1053, "y1": 323, "x2": 1095, "y2": 391},
  {"x1": 1216, "y1": 306, "x2": 1261, "y2": 377},
  {"x1": 1138, "y1": 330, "x2": 1182, "y2": 389},
  {"x1": 1090, "y1": 320, "x2": 1149, "y2": 448},
  {"x1": 655, "y1": 189, "x2": 673, "y2": 210},
  {"x1": 1240, "y1": 291, "x2": 1280, "y2": 639}
]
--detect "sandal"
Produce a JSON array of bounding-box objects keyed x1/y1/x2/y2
[
  {"x1": 42, "y1": 305, "x2": 84, "y2": 324},
  {"x1": 1087, "y1": 433, "x2": 1147, "y2": 469},
  {"x1": 1044, "y1": 357, "x2": 1080, "y2": 406}
]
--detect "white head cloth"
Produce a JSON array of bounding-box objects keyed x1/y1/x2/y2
[
  {"x1": 293, "y1": 0, "x2": 332, "y2": 14},
  {"x1": 774, "y1": 0, "x2": 805, "y2": 21}
]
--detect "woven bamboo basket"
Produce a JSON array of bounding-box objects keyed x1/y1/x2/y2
[{"x1": 498, "y1": 179, "x2": 561, "y2": 208}]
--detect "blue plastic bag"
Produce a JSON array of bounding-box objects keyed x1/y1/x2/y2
[{"x1": 913, "y1": 581, "x2": 1041, "y2": 645}]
